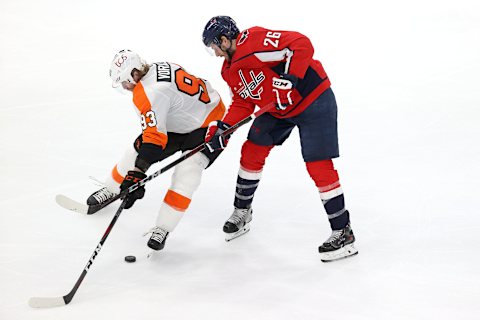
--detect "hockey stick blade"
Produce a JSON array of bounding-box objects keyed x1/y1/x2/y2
[
  {"x1": 55, "y1": 195, "x2": 89, "y2": 214},
  {"x1": 28, "y1": 296, "x2": 66, "y2": 308},
  {"x1": 54, "y1": 102, "x2": 276, "y2": 215}
]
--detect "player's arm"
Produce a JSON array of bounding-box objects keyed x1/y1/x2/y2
[
  {"x1": 253, "y1": 29, "x2": 314, "y2": 79},
  {"x1": 135, "y1": 93, "x2": 170, "y2": 172},
  {"x1": 257, "y1": 30, "x2": 315, "y2": 109},
  {"x1": 120, "y1": 93, "x2": 170, "y2": 209},
  {"x1": 222, "y1": 94, "x2": 256, "y2": 126},
  {"x1": 277, "y1": 31, "x2": 314, "y2": 78},
  {"x1": 205, "y1": 92, "x2": 255, "y2": 152}
]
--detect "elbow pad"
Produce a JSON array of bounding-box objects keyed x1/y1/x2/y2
[{"x1": 136, "y1": 143, "x2": 164, "y2": 172}]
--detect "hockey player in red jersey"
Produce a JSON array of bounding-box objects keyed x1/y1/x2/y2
[
  {"x1": 87, "y1": 49, "x2": 226, "y2": 252},
  {"x1": 202, "y1": 16, "x2": 357, "y2": 262}
]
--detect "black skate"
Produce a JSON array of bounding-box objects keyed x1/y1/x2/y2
[
  {"x1": 146, "y1": 227, "x2": 169, "y2": 251},
  {"x1": 86, "y1": 187, "x2": 118, "y2": 206},
  {"x1": 319, "y1": 223, "x2": 358, "y2": 262},
  {"x1": 223, "y1": 207, "x2": 253, "y2": 242}
]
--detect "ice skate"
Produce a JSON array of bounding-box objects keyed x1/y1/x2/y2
[
  {"x1": 86, "y1": 187, "x2": 118, "y2": 206},
  {"x1": 319, "y1": 223, "x2": 358, "y2": 262},
  {"x1": 223, "y1": 207, "x2": 253, "y2": 242},
  {"x1": 144, "y1": 227, "x2": 169, "y2": 251}
]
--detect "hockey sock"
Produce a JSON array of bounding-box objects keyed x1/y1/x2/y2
[
  {"x1": 234, "y1": 141, "x2": 273, "y2": 209},
  {"x1": 156, "y1": 190, "x2": 189, "y2": 232},
  {"x1": 306, "y1": 160, "x2": 350, "y2": 230},
  {"x1": 234, "y1": 168, "x2": 261, "y2": 209},
  {"x1": 155, "y1": 153, "x2": 208, "y2": 232}
]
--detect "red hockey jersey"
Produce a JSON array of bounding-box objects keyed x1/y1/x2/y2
[{"x1": 221, "y1": 26, "x2": 331, "y2": 125}]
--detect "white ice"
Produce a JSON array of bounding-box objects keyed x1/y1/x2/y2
[{"x1": 1, "y1": 0, "x2": 479, "y2": 319}]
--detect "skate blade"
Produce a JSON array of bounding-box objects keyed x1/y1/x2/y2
[
  {"x1": 225, "y1": 224, "x2": 250, "y2": 242},
  {"x1": 320, "y1": 244, "x2": 358, "y2": 262}
]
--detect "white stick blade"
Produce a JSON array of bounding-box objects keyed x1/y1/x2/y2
[
  {"x1": 28, "y1": 296, "x2": 66, "y2": 308},
  {"x1": 55, "y1": 194, "x2": 88, "y2": 214}
]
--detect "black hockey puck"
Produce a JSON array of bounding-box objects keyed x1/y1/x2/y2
[{"x1": 124, "y1": 255, "x2": 136, "y2": 263}]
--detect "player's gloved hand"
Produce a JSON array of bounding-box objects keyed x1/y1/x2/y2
[
  {"x1": 120, "y1": 170, "x2": 147, "y2": 209},
  {"x1": 272, "y1": 74, "x2": 298, "y2": 111},
  {"x1": 205, "y1": 120, "x2": 232, "y2": 153}
]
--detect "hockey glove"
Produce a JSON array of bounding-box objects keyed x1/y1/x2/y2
[
  {"x1": 272, "y1": 74, "x2": 298, "y2": 111},
  {"x1": 205, "y1": 120, "x2": 232, "y2": 153},
  {"x1": 120, "y1": 170, "x2": 147, "y2": 209}
]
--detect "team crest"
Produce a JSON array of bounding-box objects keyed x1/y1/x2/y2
[{"x1": 237, "y1": 69, "x2": 265, "y2": 100}]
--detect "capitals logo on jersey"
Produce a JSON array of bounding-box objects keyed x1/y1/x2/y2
[{"x1": 236, "y1": 69, "x2": 265, "y2": 100}]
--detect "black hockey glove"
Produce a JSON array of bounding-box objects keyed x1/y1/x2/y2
[
  {"x1": 272, "y1": 74, "x2": 298, "y2": 110},
  {"x1": 205, "y1": 120, "x2": 232, "y2": 153},
  {"x1": 120, "y1": 170, "x2": 147, "y2": 209}
]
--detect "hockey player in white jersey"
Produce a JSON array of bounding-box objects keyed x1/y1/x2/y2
[{"x1": 88, "y1": 49, "x2": 226, "y2": 251}]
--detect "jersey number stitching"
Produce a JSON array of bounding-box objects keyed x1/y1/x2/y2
[
  {"x1": 140, "y1": 111, "x2": 157, "y2": 130},
  {"x1": 175, "y1": 69, "x2": 211, "y2": 104},
  {"x1": 263, "y1": 31, "x2": 281, "y2": 48}
]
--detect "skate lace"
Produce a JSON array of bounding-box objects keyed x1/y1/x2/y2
[
  {"x1": 229, "y1": 208, "x2": 250, "y2": 224},
  {"x1": 92, "y1": 187, "x2": 116, "y2": 203},
  {"x1": 325, "y1": 230, "x2": 344, "y2": 244},
  {"x1": 143, "y1": 227, "x2": 168, "y2": 242}
]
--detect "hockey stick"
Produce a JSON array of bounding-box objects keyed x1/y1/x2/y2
[
  {"x1": 28, "y1": 197, "x2": 129, "y2": 308},
  {"x1": 29, "y1": 103, "x2": 275, "y2": 308},
  {"x1": 56, "y1": 102, "x2": 276, "y2": 215},
  {"x1": 30, "y1": 103, "x2": 274, "y2": 308}
]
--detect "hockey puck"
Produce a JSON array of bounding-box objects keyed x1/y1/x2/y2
[{"x1": 124, "y1": 255, "x2": 136, "y2": 263}]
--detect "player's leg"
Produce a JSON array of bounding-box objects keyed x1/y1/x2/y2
[
  {"x1": 146, "y1": 151, "x2": 210, "y2": 250},
  {"x1": 224, "y1": 114, "x2": 295, "y2": 241},
  {"x1": 306, "y1": 160, "x2": 357, "y2": 261},
  {"x1": 222, "y1": 141, "x2": 271, "y2": 241},
  {"x1": 296, "y1": 88, "x2": 357, "y2": 261},
  {"x1": 146, "y1": 128, "x2": 219, "y2": 250},
  {"x1": 86, "y1": 135, "x2": 142, "y2": 205}
]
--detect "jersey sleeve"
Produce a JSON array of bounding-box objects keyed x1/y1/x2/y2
[
  {"x1": 222, "y1": 93, "x2": 256, "y2": 126},
  {"x1": 278, "y1": 31, "x2": 314, "y2": 78},
  {"x1": 132, "y1": 82, "x2": 169, "y2": 149},
  {"x1": 244, "y1": 27, "x2": 314, "y2": 79}
]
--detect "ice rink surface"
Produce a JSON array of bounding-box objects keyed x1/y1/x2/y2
[{"x1": 1, "y1": 0, "x2": 479, "y2": 319}]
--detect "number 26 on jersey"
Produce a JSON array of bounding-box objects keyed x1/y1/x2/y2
[{"x1": 263, "y1": 31, "x2": 281, "y2": 48}]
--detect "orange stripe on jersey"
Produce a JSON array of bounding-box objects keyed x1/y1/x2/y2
[
  {"x1": 164, "y1": 189, "x2": 192, "y2": 212},
  {"x1": 133, "y1": 79, "x2": 168, "y2": 148},
  {"x1": 143, "y1": 131, "x2": 168, "y2": 148},
  {"x1": 201, "y1": 99, "x2": 226, "y2": 128},
  {"x1": 132, "y1": 82, "x2": 151, "y2": 114},
  {"x1": 111, "y1": 165, "x2": 124, "y2": 184}
]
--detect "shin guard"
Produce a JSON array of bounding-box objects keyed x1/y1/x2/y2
[{"x1": 306, "y1": 160, "x2": 350, "y2": 230}]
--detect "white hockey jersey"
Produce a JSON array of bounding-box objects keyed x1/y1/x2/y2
[{"x1": 132, "y1": 62, "x2": 225, "y2": 148}]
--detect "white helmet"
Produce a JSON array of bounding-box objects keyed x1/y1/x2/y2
[{"x1": 109, "y1": 49, "x2": 147, "y2": 87}]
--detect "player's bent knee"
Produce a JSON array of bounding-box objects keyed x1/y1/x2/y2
[
  {"x1": 170, "y1": 153, "x2": 207, "y2": 197},
  {"x1": 240, "y1": 140, "x2": 273, "y2": 171},
  {"x1": 305, "y1": 160, "x2": 340, "y2": 188},
  {"x1": 107, "y1": 143, "x2": 139, "y2": 188}
]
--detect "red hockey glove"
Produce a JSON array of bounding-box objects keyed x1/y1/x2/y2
[
  {"x1": 272, "y1": 74, "x2": 298, "y2": 111},
  {"x1": 120, "y1": 170, "x2": 147, "y2": 209},
  {"x1": 205, "y1": 120, "x2": 231, "y2": 153}
]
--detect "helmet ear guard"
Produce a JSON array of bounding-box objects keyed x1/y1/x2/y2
[
  {"x1": 109, "y1": 49, "x2": 147, "y2": 88},
  {"x1": 202, "y1": 16, "x2": 240, "y2": 47}
]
